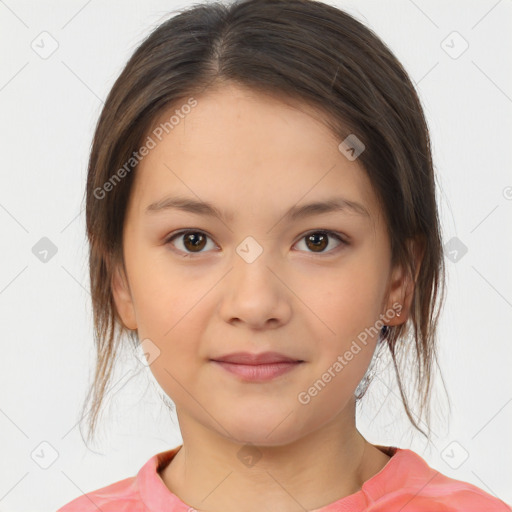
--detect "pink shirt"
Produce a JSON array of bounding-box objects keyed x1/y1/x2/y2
[{"x1": 57, "y1": 444, "x2": 511, "y2": 511}]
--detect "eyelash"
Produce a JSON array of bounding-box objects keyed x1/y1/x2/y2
[{"x1": 164, "y1": 229, "x2": 348, "y2": 258}]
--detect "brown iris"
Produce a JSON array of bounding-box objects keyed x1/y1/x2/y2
[
  {"x1": 176, "y1": 230, "x2": 333, "y2": 254},
  {"x1": 305, "y1": 232, "x2": 329, "y2": 252},
  {"x1": 182, "y1": 232, "x2": 207, "y2": 252}
]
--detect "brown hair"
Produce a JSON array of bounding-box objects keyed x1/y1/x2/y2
[{"x1": 81, "y1": 0, "x2": 447, "y2": 444}]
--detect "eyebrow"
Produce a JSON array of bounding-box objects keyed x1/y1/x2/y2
[{"x1": 145, "y1": 195, "x2": 370, "y2": 223}]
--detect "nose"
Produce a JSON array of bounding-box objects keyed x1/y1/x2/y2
[{"x1": 217, "y1": 246, "x2": 292, "y2": 330}]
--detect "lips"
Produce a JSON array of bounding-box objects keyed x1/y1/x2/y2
[{"x1": 210, "y1": 351, "x2": 303, "y2": 365}]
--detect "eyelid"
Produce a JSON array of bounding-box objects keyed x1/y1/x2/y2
[
  {"x1": 293, "y1": 230, "x2": 348, "y2": 256},
  {"x1": 164, "y1": 228, "x2": 219, "y2": 257},
  {"x1": 164, "y1": 228, "x2": 349, "y2": 256}
]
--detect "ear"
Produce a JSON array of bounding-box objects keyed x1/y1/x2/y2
[
  {"x1": 384, "y1": 236, "x2": 425, "y2": 326},
  {"x1": 111, "y1": 262, "x2": 138, "y2": 330}
]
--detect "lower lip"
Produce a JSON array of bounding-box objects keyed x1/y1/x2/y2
[{"x1": 211, "y1": 361, "x2": 303, "y2": 381}]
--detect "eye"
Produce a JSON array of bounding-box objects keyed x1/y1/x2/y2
[
  {"x1": 294, "y1": 230, "x2": 347, "y2": 254},
  {"x1": 164, "y1": 229, "x2": 348, "y2": 257},
  {"x1": 165, "y1": 230, "x2": 217, "y2": 256}
]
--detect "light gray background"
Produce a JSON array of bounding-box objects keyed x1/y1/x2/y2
[{"x1": 0, "y1": 0, "x2": 511, "y2": 510}]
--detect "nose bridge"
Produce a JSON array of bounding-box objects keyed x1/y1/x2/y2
[
  {"x1": 218, "y1": 234, "x2": 291, "y2": 327},
  {"x1": 231, "y1": 233, "x2": 279, "y2": 292},
  {"x1": 235, "y1": 234, "x2": 267, "y2": 265}
]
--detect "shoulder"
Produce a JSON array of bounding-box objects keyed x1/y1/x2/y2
[
  {"x1": 56, "y1": 447, "x2": 181, "y2": 511},
  {"x1": 56, "y1": 476, "x2": 143, "y2": 512},
  {"x1": 372, "y1": 448, "x2": 512, "y2": 511}
]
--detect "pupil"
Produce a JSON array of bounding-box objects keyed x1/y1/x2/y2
[
  {"x1": 185, "y1": 233, "x2": 205, "y2": 251},
  {"x1": 182, "y1": 232, "x2": 329, "y2": 253},
  {"x1": 307, "y1": 233, "x2": 327, "y2": 252}
]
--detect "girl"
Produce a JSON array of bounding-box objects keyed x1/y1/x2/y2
[{"x1": 57, "y1": 0, "x2": 511, "y2": 510}]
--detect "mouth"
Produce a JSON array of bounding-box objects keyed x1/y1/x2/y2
[
  {"x1": 210, "y1": 351, "x2": 304, "y2": 365},
  {"x1": 210, "y1": 359, "x2": 304, "y2": 382},
  {"x1": 209, "y1": 351, "x2": 305, "y2": 382}
]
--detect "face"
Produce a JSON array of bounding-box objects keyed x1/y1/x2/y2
[{"x1": 112, "y1": 83, "x2": 411, "y2": 447}]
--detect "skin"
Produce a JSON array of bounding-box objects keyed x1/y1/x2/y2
[{"x1": 112, "y1": 83, "x2": 421, "y2": 512}]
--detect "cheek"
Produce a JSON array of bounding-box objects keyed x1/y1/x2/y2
[
  {"x1": 305, "y1": 261, "x2": 384, "y2": 339},
  {"x1": 127, "y1": 247, "x2": 205, "y2": 335},
  {"x1": 304, "y1": 302, "x2": 377, "y2": 414},
  {"x1": 299, "y1": 261, "x2": 383, "y2": 390},
  {"x1": 138, "y1": 298, "x2": 209, "y2": 406}
]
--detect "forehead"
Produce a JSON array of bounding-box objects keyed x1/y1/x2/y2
[{"x1": 129, "y1": 84, "x2": 381, "y2": 227}]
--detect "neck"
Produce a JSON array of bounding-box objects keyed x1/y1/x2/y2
[{"x1": 160, "y1": 410, "x2": 391, "y2": 512}]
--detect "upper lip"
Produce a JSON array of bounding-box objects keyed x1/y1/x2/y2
[{"x1": 211, "y1": 351, "x2": 303, "y2": 365}]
